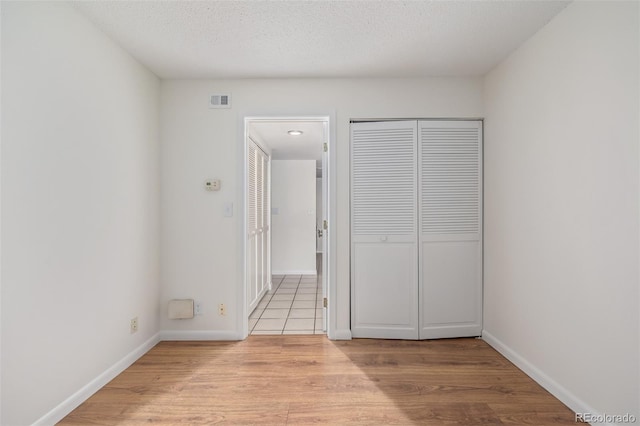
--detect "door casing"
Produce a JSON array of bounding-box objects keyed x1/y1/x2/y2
[{"x1": 238, "y1": 114, "x2": 336, "y2": 339}]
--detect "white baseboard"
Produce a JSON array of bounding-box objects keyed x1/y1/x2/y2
[
  {"x1": 330, "y1": 328, "x2": 352, "y2": 340},
  {"x1": 481, "y1": 330, "x2": 605, "y2": 423},
  {"x1": 33, "y1": 332, "x2": 161, "y2": 426},
  {"x1": 33, "y1": 325, "x2": 355, "y2": 424},
  {"x1": 272, "y1": 269, "x2": 317, "y2": 276},
  {"x1": 160, "y1": 330, "x2": 240, "y2": 341}
]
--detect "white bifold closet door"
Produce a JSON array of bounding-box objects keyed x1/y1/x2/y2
[
  {"x1": 351, "y1": 121, "x2": 419, "y2": 339},
  {"x1": 351, "y1": 119, "x2": 482, "y2": 340},
  {"x1": 418, "y1": 120, "x2": 482, "y2": 339},
  {"x1": 248, "y1": 141, "x2": 271, "y2": 314}
]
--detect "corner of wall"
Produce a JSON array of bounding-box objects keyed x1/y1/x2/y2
[
  {"x1": 33, "y1": 333, "x2": 161, "y2": 425},
  {"x1": 481, "y1": 331, "x2": 594, "y2": 417}
]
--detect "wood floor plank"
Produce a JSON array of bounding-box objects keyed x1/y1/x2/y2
[{"x1": 59, "y1": 336, "x2": 576, "y2": 425}]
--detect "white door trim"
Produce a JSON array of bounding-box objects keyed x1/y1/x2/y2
[{"x1": 237, "y1": 113, "x2": 337, "y2": 339}]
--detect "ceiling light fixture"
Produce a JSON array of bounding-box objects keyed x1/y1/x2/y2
[{"x1": 287, "y1": 130, "x2": 304, "y2": 136}]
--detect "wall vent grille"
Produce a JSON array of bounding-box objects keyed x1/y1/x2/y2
[{"x1": 209, "y1": 93, "x2": 231, "y2": 109}]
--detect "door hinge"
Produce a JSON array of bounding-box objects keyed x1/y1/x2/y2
[
  {"x1": 323, "y1": 297, "x2": 328, "y2": 308},
  {"x1": 323, "y1": 143, "x2": 328, "y2": 152},
  {"x1": 323, "y1": 220, "x2": 328, "y2": 230}
]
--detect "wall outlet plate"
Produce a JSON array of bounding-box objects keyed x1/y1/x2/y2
[
  {"x1": 130, "y1": 317, "x2": 138, "y2": 333},
  {"x1": 205, "y1": 179, "x2": 221, "y2": 191}
]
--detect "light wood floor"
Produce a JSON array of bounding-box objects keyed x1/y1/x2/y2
[{"x1": 60, "y1": 336, "x2": 576, "y2": 425}]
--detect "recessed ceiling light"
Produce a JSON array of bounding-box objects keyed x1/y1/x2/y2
[{"x1": 288, "y1": 130, "x2": 304, "y2": 136}]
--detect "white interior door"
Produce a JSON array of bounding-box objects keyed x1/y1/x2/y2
[
  {"x1": 418, "y1": 120, "x2": 482, "y2": 339},
  {"x1": 350, "y1": 120, "x2": 419, "y2": 339}
]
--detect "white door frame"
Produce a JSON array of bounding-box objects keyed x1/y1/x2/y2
[{"x1": 237, "y1": 113, "x2": 337, "y2": 339}]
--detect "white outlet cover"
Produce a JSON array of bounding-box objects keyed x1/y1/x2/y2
[{"x1": 205, "y1": 179, "x2": 221, "y2": 191}]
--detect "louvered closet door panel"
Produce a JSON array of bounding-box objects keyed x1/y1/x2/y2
[
  {"x1": 248, "y1": 145, "x2": 258, "y2": 308},
  {"x1": 256, "y1": 152, "x2": 264, "y2": 299},
  {"x1": 420, "y1": 121, "x2": 481, "y2": 239},
  {"x1": 352, "y1": 124, "x2": 416, "y2": 236},
  {"x1": 351, "y1": 121, "x2": 418, "y2": 339},
  {"x1": 248, "y1": 142, "x2": 271, "y2": 313},
  {"x1": 248, "y1": 145, "x2": 257, "y2": 235},
  {"x1": 418, "y1": 120, "x2": 482, "y2": 339},
  {"x1": 262, "y1": 154, "x2": 271, "y2": 294},
  {"x1": 256, "y1": 148, "x2": 270, "y2": 299}
]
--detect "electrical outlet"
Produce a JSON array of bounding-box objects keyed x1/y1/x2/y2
[
  {"x1": 195, "y1": 302, "x2": 202, "y2": 315},
  {"x1": 130, "y1": 317, "x2": 138, "y2": 334},
  {"x1": 218, "y1": 303, "x2": 226, "y2": 316}
]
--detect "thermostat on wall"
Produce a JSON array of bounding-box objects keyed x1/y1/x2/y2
[{"x1": 205, "y1": 179, "x2": 221, "y2": 191}]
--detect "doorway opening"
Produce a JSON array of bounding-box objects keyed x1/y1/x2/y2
[{"x1": 241, "y1": 116, "x2": 331, "y2": 337}]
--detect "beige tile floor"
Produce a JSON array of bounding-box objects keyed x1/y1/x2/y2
[{"x1": 250, "y1": 274, "x2": 325, "y2": 335}]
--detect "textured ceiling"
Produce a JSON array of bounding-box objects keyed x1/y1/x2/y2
[{"x1": 72, "y1": 1, "x2": 570, "y2": 79}]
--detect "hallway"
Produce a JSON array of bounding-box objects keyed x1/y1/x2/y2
[{"x1": 250, "y1": 274, "x2": 324, "y2": 335}]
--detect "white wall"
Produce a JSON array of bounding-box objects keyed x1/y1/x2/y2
[
  {"x1": 160, "y1": 77, "x2": 483, "y2": 335},
  {"x1": 1, "y1": 2, "x2": 160, "y2": 425},
  {"x1": 483, "y1": 1, "x2": 639, "y2": 420},
  {"x1": 271, "y1": 160, "x2": 316, "y2": 274}
]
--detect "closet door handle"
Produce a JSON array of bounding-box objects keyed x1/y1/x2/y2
[{"x1": 380, "y1": 236, "x2": 388, "y2": 242}]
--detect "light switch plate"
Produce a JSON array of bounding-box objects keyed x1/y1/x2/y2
[{"x1": 224, "y1": 202, "x2": 233, "y2": 217}]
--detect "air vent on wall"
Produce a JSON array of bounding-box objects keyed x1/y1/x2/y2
[{"x1": 209, "y1": 93, "x2": 231, "y2": 109}]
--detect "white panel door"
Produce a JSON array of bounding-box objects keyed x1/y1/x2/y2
[
  {"x1": 351, "y1": 120, "x2": 419, "y2": 339},
  {"x1": 418, "y1": 120, "x2": 482, "y2": 339}
]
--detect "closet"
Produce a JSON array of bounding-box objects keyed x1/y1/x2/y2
[
  {"x1": 350, "y1": 120, "x2": 482, "y2": 340},
  {"x1": 248, "y1": 140, "x2": 271, "y2": 313}
]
